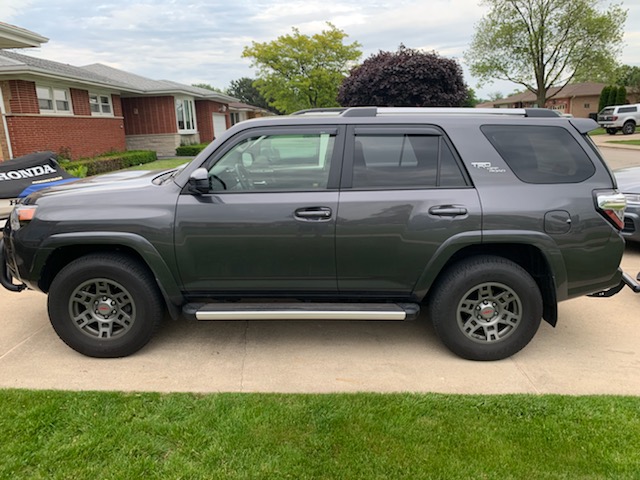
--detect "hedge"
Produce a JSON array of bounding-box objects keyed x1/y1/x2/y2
[
  {"x1": 176, "y1": 143, "x2": 209, "y2": 156},
  {"x1": 63, "y1": 150, "x2": 157, "y2": 177}
]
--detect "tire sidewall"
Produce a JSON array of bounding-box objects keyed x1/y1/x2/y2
[
  {"x1": 430, "y1": 258, "x2": 542, "y2": 361},
  {"x1": 48, "y1": 255, "x2": 161, "y2": 358}
]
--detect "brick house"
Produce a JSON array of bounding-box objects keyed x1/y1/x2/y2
[
  {"x1": 0, "y1": 22, "x2": 268, "y2": 161},
  {"x1": 478, "y1": 82, "x2": 636, "y2": 118}
]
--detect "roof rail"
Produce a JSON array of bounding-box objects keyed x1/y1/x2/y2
[
  {"x1": 291, "y1": 108, "x2": 347, "y2": 116},
  {"x1": 290, "y1": 107, "x2": 561, "y2": 118},
  {"x1": 337, "y1": 107, "x2": 560, "y2": 118}
]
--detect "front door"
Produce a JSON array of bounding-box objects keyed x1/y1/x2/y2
[{"x1": 175, "y1": 126, "x2": 344, "y2": 295}]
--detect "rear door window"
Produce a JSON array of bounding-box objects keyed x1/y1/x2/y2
[
  {"x1": 481, "y1": 125, "x2": 595, "y2": 184},
  {"x1": 348, "y1": 130, "x2": 467, "y2": 189}
]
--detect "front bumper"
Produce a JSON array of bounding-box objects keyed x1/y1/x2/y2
[{"x1": 0, "y1": 238, "x2": 26, "y2": 292}]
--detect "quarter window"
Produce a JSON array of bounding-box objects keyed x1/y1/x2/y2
[
  {"x1": 351, "y1": 134, "x2": 466, "y2": 189},
  {"x1": 37, "y1": 86, "x2": 71, "y2": 114},
  {"x1": 208, "y1": 133, "x2": 335, "y2": 192},
  {"x1": 89, "y1": 93, "x2": 113, "y2": 116},
  {"x1": 618, "y1": 106, "x2": 637, "y2": 113},
  {"x1": 481, "y1": 125, "x2": 595, "y2": 184}
]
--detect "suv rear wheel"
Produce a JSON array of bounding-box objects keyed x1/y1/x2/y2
[
  {"x1": 429, "y1": 255, "x2": 542, "y2": 361},
  {"x1": 622, "y1": 121, "x2": 636, "y2": 135},
  {"x1": 48, "y1": 253, "x2": 164, "y2": 358}
]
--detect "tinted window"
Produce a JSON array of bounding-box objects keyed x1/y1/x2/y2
[
  {"x1": 352, "y1": 134, "x2": 466, "y2": 189},
  {"x1": 599, "y1": 108, "x2": 614, "y2": 115},
  {"x1": 618, "y1": 106, "x2": 637, "y2": 113},
  {"x1": 481, "y1": 125, "x2": 595, "y2": 184},
  {"x1": 209, "y1": 133, "x2": 335, "y2": 191}
]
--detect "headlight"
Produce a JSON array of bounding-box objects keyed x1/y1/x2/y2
[
  {"x1": 624, "y1": 194, "x2": 640, "y2": 205},
  {"x1": 9, "y1": 205, "x2": 37, "y2": 231}
]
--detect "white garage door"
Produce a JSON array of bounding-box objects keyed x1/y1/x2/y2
[{"x1": 212, "y1": 113, "x2": 228, "y2": 139}]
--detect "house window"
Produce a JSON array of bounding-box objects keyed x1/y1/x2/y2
[
  {"x1": 89, "y1": 93, "x2": 113, "y2": 116},
  {"x1": 584, "y1": 103, "x2": 590, "y2": 109},
  {"x1": 176, "y1": 97, "x2": 196, "y2": 133},
  {"x1": 37, "y1": 86, "x2": 72, "y2": 114}
]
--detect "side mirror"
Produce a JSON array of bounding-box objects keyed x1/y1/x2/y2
[{"x1": 188, "y1": 168, "x2": 210, "y2": 194}]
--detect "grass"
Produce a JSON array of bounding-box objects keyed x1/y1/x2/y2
[
  {"x1": 1, "y1": 390, "x2": 639, "y2": 479},
  {"x1": 607, "y1": 139, "x2": 640, "y2": 146},
  {"x1": 589, "y1": 128, "x2": 606, "y2": 136},
  {"x1": 126, "y1": 158, "x2": 190, "y2": 171}
]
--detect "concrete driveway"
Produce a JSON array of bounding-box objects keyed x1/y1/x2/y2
[
  {"x1": 1, "y1": 141, "x2": 640, "y2": 395},
  {"x1": 2, "y1": 244, "x2": 640, "y2": 395}
]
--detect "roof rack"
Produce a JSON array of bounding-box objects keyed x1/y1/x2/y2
[{"x1": 291, "y1": 107, "x2": 561, "y2": 118}]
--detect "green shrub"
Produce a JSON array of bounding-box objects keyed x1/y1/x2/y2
[
  {"x1": 176, "y1": 143, "x2": 209, "y2": 156},
  {"x1": 63, "y1": 150, "x2": 157, "y2": 176},
  {"x1": 64, "y1": 164, "x2": 89, "y2": 178},
  {"x1": 616, "y1": 85, "x2": 627, "y2": 105},
  {"x1": 598, "y1": 86, "x2": 611, "y2": 112}
]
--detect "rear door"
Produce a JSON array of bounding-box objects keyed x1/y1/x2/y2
[{"x1": 336, "y1": 125, "x2": 482, "y2": 295}]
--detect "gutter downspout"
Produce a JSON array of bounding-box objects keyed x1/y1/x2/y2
[{"x1": 0, "y1": 86, "x2": 13, "y2": 159}]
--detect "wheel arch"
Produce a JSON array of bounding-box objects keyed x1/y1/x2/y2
[
  {"x1": 36, "y1": 232, "x2": 184, "y2": 317},
  {"x1": 416, "y1": 237, "x2": 564, "y2": 327}
]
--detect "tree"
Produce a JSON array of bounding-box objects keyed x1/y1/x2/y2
[
  {"x1": 192, "y1": 83, "x2": 225, "y2": 93},
  {"x1": 607, "y1": 86, "x2": 618, "y2": 107},
  {"x1": 614, "y1": 65, "x2": 640, "y2": 97},
  {"x1": 338, "y1": 46, "x2": 468, "y2": 107},
  {"x1": 615, "y1": 85, "x2": 627, "y2": 105},
  {"x1": 599, "y1": 86, "x2": 611, "y2": 111},
  {"x1": 242, "y1": 23, "x2": 362, "y2": 114},
  {"x1": 225, "y1": 77, "x2": 276, "y2": 113},
  {"x1": 465, "y1": 0, "x2": 627, "y2": 108}
]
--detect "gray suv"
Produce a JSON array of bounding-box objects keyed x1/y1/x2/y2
[{"x1": 0, "y1": 107, "x2": 630, "y2": 361}]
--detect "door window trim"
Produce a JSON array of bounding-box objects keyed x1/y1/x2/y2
[{"x1": 185, "y1": 125, "x2": 345, "y2": 194}]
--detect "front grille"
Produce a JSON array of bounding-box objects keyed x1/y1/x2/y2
[{"x1": 624, "y1": 217, "x2": 635, "y2": 233}]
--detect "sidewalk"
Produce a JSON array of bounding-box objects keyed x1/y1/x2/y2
[{"x1": 591, "y1": 131, "x2": 640, "y2": 150}]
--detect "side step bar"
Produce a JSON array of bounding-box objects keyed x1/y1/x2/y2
[{"x1": 183, "y1": 302, "x2": 420, "y2": 321}]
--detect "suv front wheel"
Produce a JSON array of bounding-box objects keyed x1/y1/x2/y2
[
  {"x1": 47, "y1": 253, "x2": 164, "y2": 358},
  {"x1": 429, "y1": 256, "x2": 543, "y2": 361}
]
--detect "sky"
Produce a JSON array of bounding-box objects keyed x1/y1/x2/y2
[{"x1": 3, "y1": 0, "x2": 640, "y2": 100}]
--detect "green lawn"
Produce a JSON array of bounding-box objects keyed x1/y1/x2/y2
[
  {"x1": 1, "y1": 391, "x2": 639, "y2": 479},
  {"x1": 607, "y1": 139, "x2": 640, "y2": 146}
]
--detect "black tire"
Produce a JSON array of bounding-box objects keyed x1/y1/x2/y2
[
  {"x1": 428, "y1": 256, "x2": 543, "y2": 361},
  {"x1": 622, "y1": 121, "x2": 636, "y2": 135},
  {"x1": 606, "y1": 128, "x2": 618, "y2": 135},
  {"x1": 47, "y1": 253, "x2": 164, "y2": 358}
]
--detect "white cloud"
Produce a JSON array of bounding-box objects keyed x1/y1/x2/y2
[{"x1": 5, "y1": 0, "x2": 640, "y2": 98}]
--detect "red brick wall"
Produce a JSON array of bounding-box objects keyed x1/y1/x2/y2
[
  {"x1": 112, "y1": 94, "x2": 122, "y2": 117},
  {"x1": 8, "y1": 80, "x2": 39, "y2": 114},
  {"x1": 6, "y1": 116, "x2": 126, "y2": 159},
  {"x1": 121, "y1": 96, "x2": 177, "y2": 135},
  {"x1": 195, "y1": 100, "x2": 230, "y2": 142}
]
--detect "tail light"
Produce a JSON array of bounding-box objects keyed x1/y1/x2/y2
[
  {"x1": 596, "y1": 191, "x2": 626, "y2": 230},
  {"x1": 612, "y1": 116, "x2": 618, "y2": 121}
]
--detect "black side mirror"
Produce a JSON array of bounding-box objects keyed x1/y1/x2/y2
[{"x1": 188, "y1": 168, "x2": 210, "y2": 194}]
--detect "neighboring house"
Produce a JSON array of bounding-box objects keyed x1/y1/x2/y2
[
  {"x1": 478, "y1": 82, "x2": 635, "y2": 119},
  {"x1": 0, "y1": 22, "x2": 268, "y2": 161}
]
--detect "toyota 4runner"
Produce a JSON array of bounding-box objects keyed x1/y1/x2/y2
[{"x1": 0, "y1": 107, "x2": 632, "y2": 360}]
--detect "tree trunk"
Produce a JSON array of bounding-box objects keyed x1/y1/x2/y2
[{"x1": 536, "y1": 90, "x2": 547, "y2": 109}]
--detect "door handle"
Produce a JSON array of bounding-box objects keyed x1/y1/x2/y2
[
  {"x1": 429, "y1": 205, "x2": 468, "y2": 217},
  {"x1": 294, "y1": 207, "x2": 332, "y2": 221}
]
